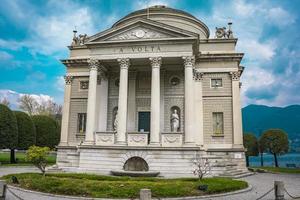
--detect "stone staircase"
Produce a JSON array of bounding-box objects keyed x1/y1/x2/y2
[{"x1": 217, "y1": 163, "x2": 254, "y2": 179}]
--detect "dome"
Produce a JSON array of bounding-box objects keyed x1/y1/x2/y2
[{"x1": 112, "y1": 5, "x2": 210, "y2": 38}]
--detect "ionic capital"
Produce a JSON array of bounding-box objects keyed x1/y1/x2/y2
[
  {"x1": 149, "y1": 57, "x2": 162, "y2": 69},
  {"x1": 64, "y1": 75, "x2": 74, "y2": 85},
  {"x1": 88, "y1": 58, "x2": 99, "y2": 71},
  {"x1": 117, "y1": 58, "x2": 130, "y2": 70},
  {"x1": 230, "y1": 71, "x2": 241, "y2": 81},
  {"x1": 182, "y1": 56, "x2": 195, "y2": 67}
]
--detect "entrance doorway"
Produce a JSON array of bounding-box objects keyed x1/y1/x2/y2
[{"x1": 138, "y1": 112, "x2": 150, "y2": 132}]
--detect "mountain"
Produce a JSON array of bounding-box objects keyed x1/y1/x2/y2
[{"x1": 242, "y1": 104, "x2": 300, "y2": 152}]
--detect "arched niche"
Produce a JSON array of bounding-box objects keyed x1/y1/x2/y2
[
  {"x1": 170, "y1": 106, "x2": 181, "y2": 132},
  {"x1": 123, "y1": 157, "x2": 149, "y2": 171}
]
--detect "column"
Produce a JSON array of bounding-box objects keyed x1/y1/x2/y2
[
  {"x1": 116, "y1": 58, "x2": 130, "y2": 145},
  {"x1": 149, "y1": 57, "x2": 161, "y2": 145},
  {"x1": 193, "y1": 71, "x2": 204, "y2": 146},
  {"x1": 231, "y1": 71, "x2": 243, "y2": 147},
  {"x1": 127, "y1": 71, "x2": 137, "y2": 132},
  {"x1": 84, "y1": 59, "x2": 99, "y2": 145},
  {"x1": 183, "y1": 56, "x2": 195, "y2": 145},
  {"x1": 96, "y1": 66, "x2": 108, "y2": 132},
  {"x1": 59, "y1": 75, "x2": 73, "y2": 146}
]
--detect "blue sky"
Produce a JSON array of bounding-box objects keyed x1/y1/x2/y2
[{"x1": 0, "y1": 0, "x2": 300, "y2": 108}]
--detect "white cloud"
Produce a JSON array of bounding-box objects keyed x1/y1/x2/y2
[
  {"x1": 267, "y1": 7, "x2": 295, "y2": 26},
  {"x1": 0, "y1": 51, "x2": 13, "y2": 60},
  {"x1": 134, "y1": 0, "x2": 173, "y2": 9},
  {"x1": 56, "y1": 76, "x2": 65, "y2": 92},
  {"x1": 0, "y1": 89, "x2": 55, "y2": 110},
  {"x1": 238, "y1": 40, "x2": 276, "y2": 61}
]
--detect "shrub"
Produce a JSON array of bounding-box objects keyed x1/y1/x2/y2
[
  {"x1": 32, "y1": 115, "x2": 60, "y2": 148},
  {"x1": 26, "y1": 145, "x2": 50, "y2": 175},
  {"x1": 14, "y1": 111, "x2": 36, "y2": 149}
]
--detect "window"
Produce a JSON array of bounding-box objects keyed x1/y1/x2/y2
[
  {"x1": 80, "y1": 81, "x2": 89, "y2": 89},
  {"x1": 213, "y1": 112, "x2": 223, "y2": 135},
  {"x1": 78, "y1": 113, "x2": 87, "y2": 133},
  {"x1": 211, "y1": 79, "x2": 222, "y2": 88}
]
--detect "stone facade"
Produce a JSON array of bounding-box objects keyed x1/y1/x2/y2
[{"x1": 55, "y1": 5, "x2": 247, "y2": 177}]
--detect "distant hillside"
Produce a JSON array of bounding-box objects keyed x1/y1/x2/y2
[{"x1": 242, "y1": 104, "x2": 300, "y2": 151}]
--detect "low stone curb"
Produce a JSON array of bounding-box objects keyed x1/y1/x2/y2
[{"x1": 7, "y1": 184, "x2": 253, "y2": 200}]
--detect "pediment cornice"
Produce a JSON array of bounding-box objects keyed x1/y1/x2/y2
[{"x1": 87, "y1": 18, "x2": 198, "y2": 44}]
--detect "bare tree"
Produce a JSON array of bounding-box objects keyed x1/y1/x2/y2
[
  {"x1": 18, "y1": 94, "x2": 38, "y2": 116},
  {"x1": 0, "y1": 97, "x2": 10, "y2": 107},
  {"x1": 192, "y1": 154, "x2": 211, "y2": 180},
  {"x1": 36, "y1": 99, "x2": 62, "y2": 116}
]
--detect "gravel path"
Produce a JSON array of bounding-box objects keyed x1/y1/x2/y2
[{"x1": 1, "y1": 167, "x2": 300, "y2": 200}]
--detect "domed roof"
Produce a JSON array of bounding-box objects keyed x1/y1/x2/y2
[{"x1": 112, "y1": 5, "x2": 210, "y2": 38}]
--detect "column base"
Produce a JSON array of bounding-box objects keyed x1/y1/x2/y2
[
  {"x1": 183, "y1": 142, "x2": 196, "y2": 147},
  {"x1": 115, "y1": 141, "x2": 127, "y2": 146},
  {"x1": 82, "y1": 140, "x2": 95, "y2": 146},
  {"x1": 149, "y1": 142, "x2": 160, "y2": 146},
  {"x1": 58, "y1": 142, "x2": 68, "y2": 146}
]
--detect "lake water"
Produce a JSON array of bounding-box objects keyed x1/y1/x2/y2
[{"x1": 249, "y1": 153, "x2": 300, "y2": 167}]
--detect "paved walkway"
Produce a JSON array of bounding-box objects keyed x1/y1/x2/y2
[{"x1": 1, "y1": 167, "x2": 300, "y2": 200}]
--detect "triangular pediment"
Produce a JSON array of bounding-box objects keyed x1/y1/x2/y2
[{"x1": 87, "y1": 19, "x2": 198, "y2": 43}]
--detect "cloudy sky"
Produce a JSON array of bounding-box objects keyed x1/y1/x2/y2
[{"x1": 0, "y1": 0, "x2": 299, "y2": 109}]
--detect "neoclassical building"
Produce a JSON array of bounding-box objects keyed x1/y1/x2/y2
[{"x1": 55, "y1": 5, "x2": 249, "y2": 177}]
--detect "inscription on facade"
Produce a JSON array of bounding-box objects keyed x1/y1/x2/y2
[{"x1": 114, "y1": 45, "x2": 161, "y2": 54}]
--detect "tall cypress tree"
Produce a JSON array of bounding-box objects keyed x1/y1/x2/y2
[{"x1": 0, "y1": 104, "x2": 18, "y2": 163}]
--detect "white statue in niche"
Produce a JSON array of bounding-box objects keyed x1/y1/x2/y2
[
  {"x1": 113, "y1": 111, "x2": 118, "y2": 132},
  {"x1": 171, "y1": 109, "x2": 180, "y2": 132}
]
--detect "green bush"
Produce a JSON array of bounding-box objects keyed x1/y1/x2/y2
[
  {"x1": 0, "y1": 104, "x2": 18, "y2": 163},
  {"x1": 14, "y1": 111, "x2": 36, "y2": 149},
  {"x1": 32, "y1": 115, "x2": 60, "y2": 148},
  {"x1": 26, "y1": 145, "x2": 50, "y2": 175}
]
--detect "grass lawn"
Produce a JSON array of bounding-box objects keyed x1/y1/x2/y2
[
  {"x1": 1, "y1": 173, "x2": 248, "y2": 198},
  {"x1": 252, "y1": 166, "x2": 300, "y2": 174},
  {"x1": 0, "y1": 151, "x2": 56, "y2": 166}
]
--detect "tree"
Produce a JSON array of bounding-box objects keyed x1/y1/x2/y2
[
  {"x1": 32, "y1": 115, "x2": 60, "y2": 148},
  {"x1": 258, "y1": 137, "x2": 266, "y2": 167},
  {"x1": 18, "y1": 94, "x2": 62, "y2": 120},
  {"x1": 14, "y1": 111, "x2": 36, "y2": 150},
  {"x1": 26, "y1": 145, "x2": 50, "y2": 175},
  {"x1": 0, "y1": 97, "x2": 10, "y2": 107},
  {"x1": 18, "y1": 94, "x2": 38, "y2": 116},
  {"x1": 260, "y1": 129, "x2": 289, "y2": 167},
  {"x1": 243, "y1": 133, "x2": 259, "y2": 167},
  {"x1": 192, "y1": 154, "x2": 211, "y2": 180},
  {"x1": 0, "y1": 104, "x2": 18, "y2": 163}
]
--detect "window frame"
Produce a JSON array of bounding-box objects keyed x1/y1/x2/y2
[
  {"x1": 210, "y1": 78, "x2": 223, "y2": 88},
  {"x1": 77, "y1": 113, "x2": 87, "y2": 133},
  {"x1": 212, "y1": 112, "x2": 224, "y2": 136}
]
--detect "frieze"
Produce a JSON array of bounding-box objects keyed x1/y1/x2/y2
[{"x1": 114, "y1": 45, "x2": 161, "y2": 54}]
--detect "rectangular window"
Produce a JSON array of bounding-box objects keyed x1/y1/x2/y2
[
  {"x1": 211, "y1": 79, "x2": 222, "y2": 87},
  {"x1": 78, "y1": 113, "x2": 87, "y2": 133},
  {"x1": 213, "y1": 112, "x2": 224, "y2": 135},
  {"x1": 80, "y1": 81, "x2": 89, "y2": 89}
]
